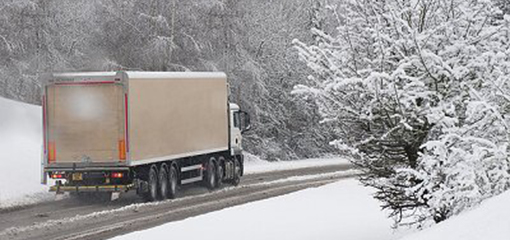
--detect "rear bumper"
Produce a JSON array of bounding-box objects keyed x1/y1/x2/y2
[
  {"x1": 44, "y1": 162, "x2": 129, "y2": 172},
  {"x1": 50, "y1": 184, "x2": 134, "y2": 193}
]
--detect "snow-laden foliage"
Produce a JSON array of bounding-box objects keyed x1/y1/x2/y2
[
  {"x1": 0, "y1": 0, "x2": 336, "y2": 161},
  {"x1": 294, "y1": 0, "x2": 510, "y2": 227}
]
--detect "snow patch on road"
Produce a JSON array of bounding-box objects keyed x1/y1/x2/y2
[
  {"x1": 244, "y1": 153, "x2": 351, "y2": 174},
  {"x1": 112, "y1": 179, "x2": 394, "y2": 240},
  {"x1": 247, "y1": 169, "x2": 360, "y2": 187}
]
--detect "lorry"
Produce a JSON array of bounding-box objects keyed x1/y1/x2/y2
[{"x1": 40, "y1": 71, "x2": 251, "y2": 201}]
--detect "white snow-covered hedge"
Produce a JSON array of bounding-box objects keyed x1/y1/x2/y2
[{"x1": 294, "y1": 0, "x2": 510, "y2": 228}]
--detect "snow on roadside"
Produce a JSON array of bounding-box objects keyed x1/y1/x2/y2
[
  {"x1": 398, "y1": 190, "x2": 510, "y2": 240},
  {"x1": 243, "y1": 152, "x2": 351, "y2": 174},
  {"x1": 0, "y1": 169, "x2": 359, "y2": 237},
  {"x1": 0, "y1": 97, "x2": 51, "y2": 209},
  {"x1": 112, "y1": 179, "x2": 394, "y2": 240}
]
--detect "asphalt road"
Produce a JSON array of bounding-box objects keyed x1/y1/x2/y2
[{"x1": 0, "y1": 164, "x2": 355, "y2": 240}]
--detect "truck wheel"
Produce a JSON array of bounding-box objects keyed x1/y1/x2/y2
[
  {"x1": 232, "y1": 158, "x2": 241, "y2": 186},
  {"x1": 217, "y1": 157, "x2": 225, "y2": 188},
  {"x1": 144, "y1": 165, "x2": 159, "y2": 202},
  {"x1": 168, "y1": 165, "x2": 178, "y2": 199},
  {"x1": 158, "y1": 164, "x2": 169, "y2": 200},
  {"x1": 205, "y1": 157, "x2": 217, "y2": 190}
]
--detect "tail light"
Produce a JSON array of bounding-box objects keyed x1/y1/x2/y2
[
  {"x1": 50, "y1": 172, "x2": 65, "y2": 179},
  {"x1": 118, "y1": 139, "x2": 126, "y2": 160},
  {"x1": 48, "y1": 142, "x2": 56, "y2": 163},
  {"x1": 111, "y1": 172, "x2": 124, "y2": 178}
]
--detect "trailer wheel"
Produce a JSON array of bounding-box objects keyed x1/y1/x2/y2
[
  {"x1": 158, "y1": 164, "x2": 169, "y2": 200},
  {"x1": 217, "y1": 157, "x2": 225, "y2": 188},
  {"x1": 144, "y1": 165, "x2": 159, "y2": 202},
  {"x1": 168, "y1": 164, "x2": 178, "y2": 199},
  {"x1": 205, "y1": 157, "x2": 217, "y2": 190}
]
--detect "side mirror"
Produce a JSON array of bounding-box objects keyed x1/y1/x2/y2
[{"x1": 240, "y1": 111, "x2": 251, "y2": 133}]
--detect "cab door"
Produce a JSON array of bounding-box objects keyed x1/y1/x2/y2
[{"x1": 230, "y1": 108, "x2": 243, "y2": 155}]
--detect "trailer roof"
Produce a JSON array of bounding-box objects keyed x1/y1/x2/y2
[
  {"x1": 53, "y1": 72, "x2": 118, "y2": 78},
  {"x1": 52, "y1": 71, "x2": 227, "y2": 80},
  {"x1": 126, "y1": 71, "x2": 226, "y2": 79}
]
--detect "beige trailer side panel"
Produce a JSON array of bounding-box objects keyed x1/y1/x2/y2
[{"x1": 128, "y1": 76, "x2": 228, "y2": 163}]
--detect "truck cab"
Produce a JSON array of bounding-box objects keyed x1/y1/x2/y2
[{"x1": 229, "y1": 103, "x2": 250, "y2": 156}]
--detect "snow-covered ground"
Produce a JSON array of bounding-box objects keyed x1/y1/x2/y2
[
  {"x1": 0, "y1": 97, "x2": 52, "y2": 208},
  {"x1": 112, "y1": 179, "x2": 396, "y2": 240},
  {"x1": 111, "y1": 176, "x2": 510, "y2": 240},
  {"x1": 399, "y1": 190, "x2": 510, "y2": 240}
]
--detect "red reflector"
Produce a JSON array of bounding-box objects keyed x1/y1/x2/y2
[
  {"x1": 111, "y1": 172, "x2": 124, "y2": 178},
  {"x1": 51, "y1": 174, "x2": 64, "y2": 179}
]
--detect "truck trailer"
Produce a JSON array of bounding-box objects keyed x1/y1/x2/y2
[{"x1": 41, "y1": 71, "x2": 251, "y2": 201}]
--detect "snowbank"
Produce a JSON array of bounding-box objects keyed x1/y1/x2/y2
[
  {"x1": 243, "y1": 152, "x2": 351, "y2": 174},
  {"x1": 399, "y1": 190, "x2": 510, "y2": 240},
  {"x1": 112, "y1": 179, "x2": 394, "y2": 240},
  {"x1": 0, "y1": 97, "x2": 50, "y2": 208}
]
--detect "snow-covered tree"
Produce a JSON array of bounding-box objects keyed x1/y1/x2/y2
[
  {"x1": 495, "y1": 0, "x2": 510, "y2": 15},
  {"x1": 0, "y1": 0, "x2": 97, "y2": 103},
  {"x1": 0, "y1": 0, "x2": 337, "y2": 161},
  {"x1": 294, "y1": 0, "x2": 510, "y2": 227}
]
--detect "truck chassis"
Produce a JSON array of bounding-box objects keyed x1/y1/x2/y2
[{"x1": 49, "y1": 152, "x2": 243, "y2": 201}]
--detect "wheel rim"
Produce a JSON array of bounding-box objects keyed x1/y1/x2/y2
[
  {"x1": 150, "y1": 169, "x2": 157, "y2": 200},
  {"x1": 217, "y1": 164, "x2": 224, "y2": 186},
  {"x1": 160, "y1": 170, "x2": 168, "y2": 199},
  {"x1": 210, "y1": 165, "x2": 216, "y2": 187},
  {"x1": 233, "y1": 159, "x2": 241, "y2": 185},
  {"x1": 170, "y1": 168, "x2": 177, "y2": 196}
]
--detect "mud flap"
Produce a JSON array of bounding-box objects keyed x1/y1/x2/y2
[{"x1": 136, "y1": 179, "x2": 149, "y2": 195}]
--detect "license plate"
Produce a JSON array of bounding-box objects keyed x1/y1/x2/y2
[{"x1": 72, "y1": 173, "x2": 83, "y2": 181}]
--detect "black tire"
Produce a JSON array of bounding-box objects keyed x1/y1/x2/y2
[
  {"x1": 217, "y1": 157, "x2": 225, "y2": 188},
  {"x1": 232, "y1": 158, "x2": 241, "y2": 186},
  {"x1": 168, "y1": 164, "x2": 178, "y2": 199},
  {"x1": 144, "y1": 165, "x2": 159, "y2": 202},
  {"x1": 158, "y1": 164, "x2": 169, "y2": 200},
  {"x1": 205, "y1": 157, "x2": 217, "y2": 190}
]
